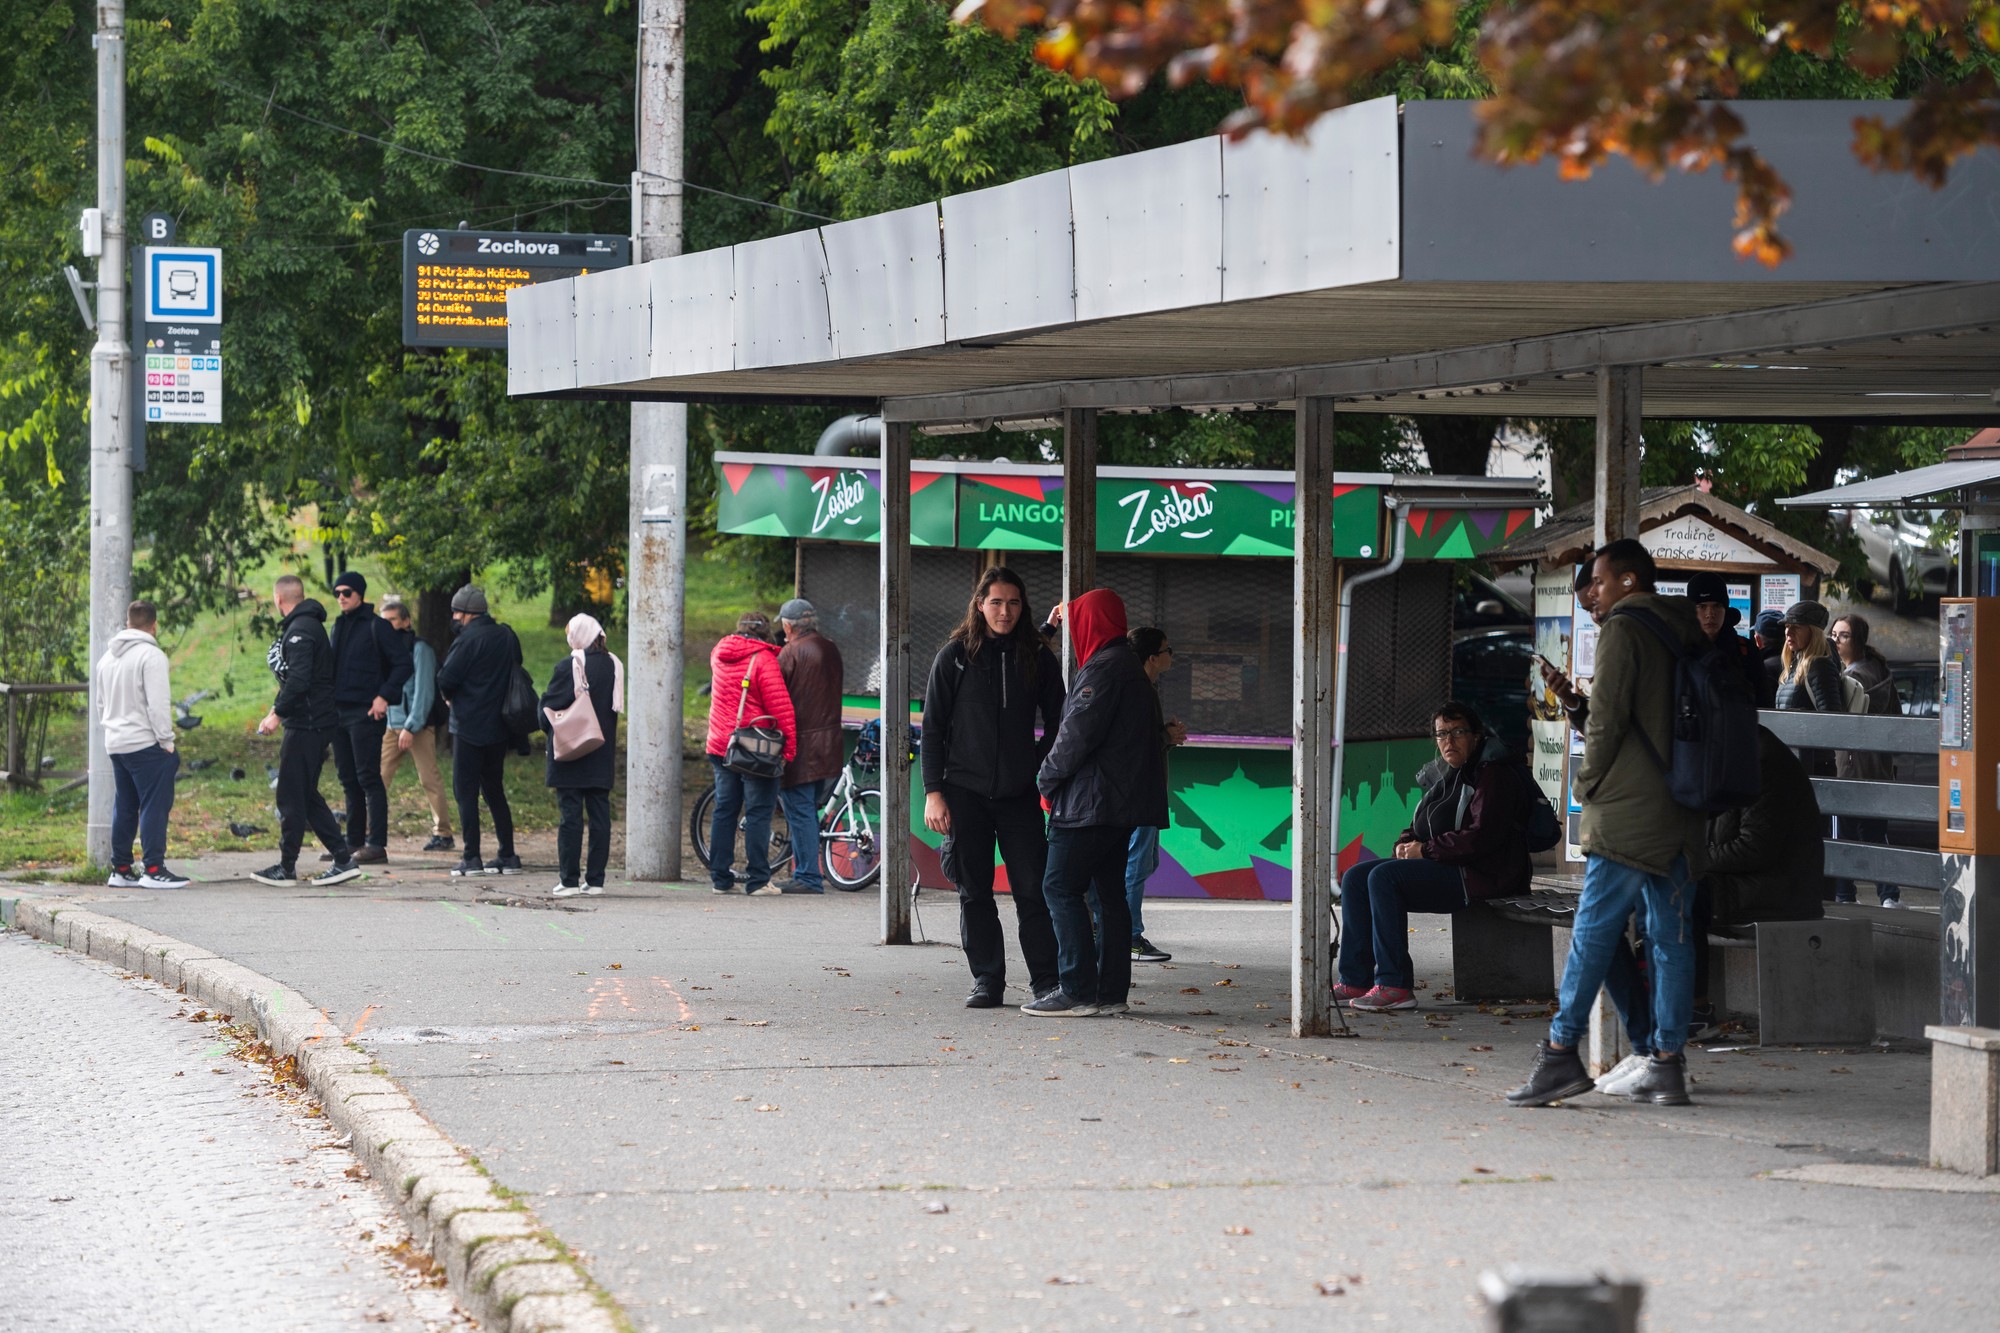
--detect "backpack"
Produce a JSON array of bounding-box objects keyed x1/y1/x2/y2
[
  {"x1": 1838, "y1": 670, "x2": 1869, "y2": 714},
  {"x1": 1604, "y1": 605, "x2": 1762, "y2": 813},
  {"x1": 500, "y1": 626, "x2": 541, "y2": 739},
  {"x1": 1513, "y1": 762, "x2": 1563, "y2": 853}
]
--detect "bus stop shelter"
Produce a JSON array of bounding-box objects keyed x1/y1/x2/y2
[{"x1": 508, "y1": 96, "x2": 2000, "y2": 1037}]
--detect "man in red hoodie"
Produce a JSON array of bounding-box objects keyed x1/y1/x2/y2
[
  {"x1": 705, "y1": 613, "x2": 797, "y2": 894},
  {"x1": 1030, "y1": 589, "x2": 1169, "y2": 1017}
]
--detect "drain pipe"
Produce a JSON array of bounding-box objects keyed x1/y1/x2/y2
[
  {"x1": 1328, "y1": 500, "x2": 1412, "y2": 876},
  {"x1": 814, "y1": 413, "x2": 882, "y2": 457}
]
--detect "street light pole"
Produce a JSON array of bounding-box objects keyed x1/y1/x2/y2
[
  {"x1": 625, "y1": 0, "x2": 688, "y2": 881},
  {"x1": 85, "y1": 0, "x2": 132, "y2": 868}
]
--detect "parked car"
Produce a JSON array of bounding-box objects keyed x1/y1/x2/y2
[
  {"x1": 1454, "y1": 573, "x2": 1533, "y2": 632},
  {"x1": 1849, "y1": 508, "x2": 1955, "y2": 615},
  {"x1": 1884, "y1": 661, "x2": 1939, "y2": 852},
  {"x1": 1452, "y1": 625, "x2": 1533, "y2": 761}
]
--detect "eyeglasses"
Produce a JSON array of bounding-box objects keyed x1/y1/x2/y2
[
  {"x1": 1433, "y1": 727, "x2": 1475, "y2": 741},
  {"x1": 1829, "y1": 631, "x2": 1853, "y2": 639}
]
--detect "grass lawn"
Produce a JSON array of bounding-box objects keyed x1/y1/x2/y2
[{"x1": 0, "y1": 534, "x2": 779, "y2": 872}]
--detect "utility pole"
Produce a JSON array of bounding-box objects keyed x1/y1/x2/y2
[
  {"x1": 84, "y1": 0, "x2": 131, "y2": 867},
  {"x1": 625, "y1": 0, "x2": 687, "y2": 881}
]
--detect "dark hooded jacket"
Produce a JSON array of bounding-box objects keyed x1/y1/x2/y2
[
  {"x1": 922, "y1": 632, "x2": 1064, "y2": 801},
  {"x1": 436, "y1": 614, "x2": 523, "y2": 747},
  {"x1": 1703, "y1": 727, "x2": 1826, "y2": 926},
  {"x1": 1036, "y1": 590, "x2": 1169, "y2": 830},
  {"x1": 268, "y1": 599, "x2": 337, "y2": 732},
  {"x1": 330, "y1": 599, "x2": 413, "y2": 713},
  {"x1": 1403, "y1": 734, "x2": 1534, "y2": 902}
]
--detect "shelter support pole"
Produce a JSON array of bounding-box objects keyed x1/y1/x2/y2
[
  {"x1": 1293, "y1": 398, "x2": 1338, "y2": 1037},
  {"x1": 1060, "y1": 408, "x2": 1098, "y2": 676},
  {"x1": 879, "y1": 419, "x2": 914, "y2": 945},
  {"x1": 624, "y1": 0, "x2": 688, "y2": 881},
  {"x1": 85, "y1": 0, "x2": 131, "y2": 866},
  {"x1": 1593, "y1": 366, "x2": 1643, "y2": 547}
]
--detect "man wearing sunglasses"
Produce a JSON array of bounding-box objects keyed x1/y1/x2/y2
[{"x1": 326, "y1": 571, "x2": 412, "y2": 866}]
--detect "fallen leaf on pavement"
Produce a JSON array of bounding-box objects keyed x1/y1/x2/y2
[
  {"x1": 923, "y1": 1201, "x2": 949, "y2": 1214},
  {"x1": 755, "y1": 1104, "x2": 780, "y2": 1112},
  {"x1": 1223, "y1": 1226, "x2": 1251, "y2": 1236}
]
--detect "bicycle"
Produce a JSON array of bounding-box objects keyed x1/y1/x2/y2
[{"x1": 689, "y1": 718, "x2": 915, "y2": 891}]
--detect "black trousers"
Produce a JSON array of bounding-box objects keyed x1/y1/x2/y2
[
  {"x1": 329, "y1": 711, "x2": 389, "y2": 849},
  {"x1": 452, "y1": 736, "x2": 515, "y2": 860},
  {"x1": 557, "y1": 787, "x2": 611, "y2": 888},
  {"x1": 941, "y1": 784, "x2": 1058, "y2": 995},
  {"x1": 276, "y1": 727, "x2": 346, "y2": 869}
]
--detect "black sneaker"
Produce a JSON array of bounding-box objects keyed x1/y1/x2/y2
[
  {"x1": 449, "y1": 857, "x2": 485, "y2": 877},
  {"x1": 139, "y1": 863, "x2": 191, "y2": 889},
  {"x1": 106, "y1": 865, "x2": 142, "y2": 888},
  {"x1": 491, "y1": 854, "x2": 522, "y2": 875},
  {"x1": 1505, "y1": 1041, "x2": 1594, "y2": 1107},
  {"x1": 250, "y1": 864, "x2": 299, "y2": 888},
  {"x1": 1021, "y1": 990, "x2": 1099, "y2": 1017},
  {"x1": 1626, "y1": 1052, "x2": 1692, "y2": 1106},
  {"x1": 314, "y1": 860, "x2": 363, "y2": 887},
  {"x1": 1131, "y1": 936, "x2": 1172, "y2": 963},
  {"x1": 965, "y1": 988, "x2": 1002, "y2": 1009},
  {"x1": 421, "y1": 835, "x2": 455, "y2": 852}
]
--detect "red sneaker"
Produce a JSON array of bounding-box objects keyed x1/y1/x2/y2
[
  {"x1": 1331, "y1": 982, "x2": 1372, "y2": 1002},
  {"x1": 1349, "y1": 986, "x2": 1417, "y2": 1013}
]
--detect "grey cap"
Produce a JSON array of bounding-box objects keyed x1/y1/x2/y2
[
  {"x1": 450, "y1": 585, "x2": 489, "y2": 615},
  {"x1": 779, "y1": 598, "x2": 816, "y2": 622},
  {"x1": 1780, "y1": 599, "x2": 1829, "y2": 630}
]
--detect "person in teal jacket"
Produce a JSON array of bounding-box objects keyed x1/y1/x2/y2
[{"x1": 378, "y1": 597, "x2": 453, "y2": 851}]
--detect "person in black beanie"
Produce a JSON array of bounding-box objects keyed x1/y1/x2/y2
[
  {"x1": 326, "y1": 570, "x2": 411, "y2": 865},
  {"x1": 436, "y1": 584, "x2": 524, "y2": 876}
]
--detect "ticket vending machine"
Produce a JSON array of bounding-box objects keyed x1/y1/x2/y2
[{"x1": 1939, "y1": 597, "x2": 2000, "y2": 1026}]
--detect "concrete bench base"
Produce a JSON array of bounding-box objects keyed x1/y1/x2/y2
[
  {"x1": 1928, "y1": 1025, "x2": 2000, "y2": 1177},
  {"x1": 1452, "y1": 909, "x2": 1557, "y2": 1003}
]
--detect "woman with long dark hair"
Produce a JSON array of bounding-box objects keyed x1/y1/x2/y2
[{"x1": 920, "y1": 566, "x2": 1066, "y2": 1008}]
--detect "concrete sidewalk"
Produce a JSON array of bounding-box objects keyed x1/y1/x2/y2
[{"x1": 7, "y1": 848, "x2": 1997, "y2": 1330}]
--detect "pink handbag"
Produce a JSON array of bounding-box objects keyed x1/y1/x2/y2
[{"x1": 544, "y1": 656, "x2": 605, "y2": 761}]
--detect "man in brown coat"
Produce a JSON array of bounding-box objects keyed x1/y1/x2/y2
[{"x1": 771, "y1": 599, "x2": 846, "y2": 894}]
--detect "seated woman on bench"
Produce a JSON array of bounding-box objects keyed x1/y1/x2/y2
[{"x1": 1335, "y1": 701, "x2": 1532, "y2": 1013}]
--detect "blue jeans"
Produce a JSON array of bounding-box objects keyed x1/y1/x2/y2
[
  {"x1": 110, "y1": 744, "x2": 179, "y2": 869},
  {"x1": 1044, "y1": 824, "x2": 1135, "y2": 1006},
  {"x1": 1552, "y1": 854, "x2": 1696, "y2": 1057},
  {"x1": 1337, "y1": 857, "x2": 1465, "y2": 990},
  {"x1": 708, "y1": 755, "x2": 779, "y2": 891},
  {"x1": 778, "y1": 778, "x2": 832, "y2": 891},
  {"x1": 1123, "y1": 826, "x2": 1159, "y2": 942}
]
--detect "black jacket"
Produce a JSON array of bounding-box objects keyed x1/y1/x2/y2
[
  {"x1": 1037, "y1": 640, "x2": 1169, "y2": 830},
  {"x1": 268, "y1": 600, "x2": 337, "y2": 732},
  {"x1": 1703, "y1": 727, "x2": 1826, "y2": 926},
  {"x1": 921, "y1": 637, "x2": 1064, "y2": 801},
  {"x1": 1403, "y1": 736, "x2": 1534, "y2": 902},
  {"x1": 330, "y1": 600, "x2": 413, "y2": 712},
  {"x1": 436, "y1": 615, "x2": 522, "y2": 747},
  {"x1": 542, "y1": 650, "x2": 619, "y2": 790}
]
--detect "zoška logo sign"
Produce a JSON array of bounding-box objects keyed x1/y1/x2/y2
[
  {"x1": 1117, "y1": 482, "x2": 1215, "y2": 550},
  {"x1": 810, "y1": 471, "x2": 871, "y2": 535}
]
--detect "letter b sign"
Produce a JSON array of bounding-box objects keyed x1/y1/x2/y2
[{"x1": 140, "y1": 212, "x2": 176, "y2": 244}]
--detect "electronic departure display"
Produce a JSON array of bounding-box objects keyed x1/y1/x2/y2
[{"x1": 401, "y1": 228, "x2": 629, "y2": 349}]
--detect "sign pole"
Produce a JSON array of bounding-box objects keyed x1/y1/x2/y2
[
  {"x1": 84, "y1": 0, "x2": 131, "y2": 868},
  {"x1": 625, "y1": 0, "x2": 688, "y2": 882}
]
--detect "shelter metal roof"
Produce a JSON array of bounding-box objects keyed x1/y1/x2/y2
[
  {"x1": 1779, "y1": 459, "x2": 2000, "y2": 508},
  {"x1": 1489, "y1": 484, "x2": 1838, "y2": 574},
  {"x1": 510, "y1": 99, "x2": 2000, "y2": 422}
]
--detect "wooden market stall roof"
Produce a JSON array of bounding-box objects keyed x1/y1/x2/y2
[{"x1": 1486, "y1": 484, "x2": 1838, "y2": 575}]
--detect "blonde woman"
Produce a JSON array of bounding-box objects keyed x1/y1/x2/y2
[{"x1": 1776, "y1": 599, "x2": 1844, "y2": 782}]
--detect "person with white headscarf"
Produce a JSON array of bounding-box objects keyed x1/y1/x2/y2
[{"x1": 540, "y1": 613, "x2": 624, "y2": 896}]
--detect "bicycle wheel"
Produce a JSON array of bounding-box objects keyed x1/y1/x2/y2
[
  {"x1": 820, "y1": 787, "x2": 884, "y2": 890},
  {"x1": 692, "y1": 783, "x2": 794, "y2": 876}
]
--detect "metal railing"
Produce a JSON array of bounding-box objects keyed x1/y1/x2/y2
[
  {"x1": 1758, "y1": 709, "x2": 1941, "y2": 891},
  {"x1": 1, "y1": 682, "x2": 89, "y2": 789}
]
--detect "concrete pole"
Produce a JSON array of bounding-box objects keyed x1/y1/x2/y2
[
  {"x1": 84, "y1": 0, "x2": 131, "y2": 868},
  {"x1": 1059, "y1": 408, "x2": 1097, "y2": 677},
  {"x1": 879, "y1": 420, "x2": 914, "y2": 944},
  {"x1": 625, "y1": 0, "x2": 687, "y2": 881},
  {"x1": 1292, "y1": 398, "x2": 1337, "y2": 1037},
  {"x1": 1593, "y1": 366, "x2": 1643, "y2": 546}
]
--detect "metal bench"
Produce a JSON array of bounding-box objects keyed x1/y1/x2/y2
[{"x1": 1457, "y1": 886, "x2": 1876, "y2": 1045}]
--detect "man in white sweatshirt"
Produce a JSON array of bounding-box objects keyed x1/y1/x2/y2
[{"x1": 95, "y1": 600, "x2": 189, "y2": 888}]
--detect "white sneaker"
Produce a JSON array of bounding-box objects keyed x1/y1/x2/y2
[
  {"x1": 1595, "y1": 1052, "x2": 1651, "y2": 1096},
  {"x1": 550, "y1": 882, "x2": 589, "y2": 898},
  {"x1": 106, "y1": 866, "x2": 143, "y2": 888},
  {"x1": 138, "y1": 865, "x2": 191, "y2": 889}
]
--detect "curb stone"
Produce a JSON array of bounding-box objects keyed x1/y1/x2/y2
[{"x1": 2, "y1": 896, "x2": 628, "y2": 1333}]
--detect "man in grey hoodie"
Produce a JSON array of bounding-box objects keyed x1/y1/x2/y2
[{"x1": 95, "y1": 600, "x2": 188, "y2": 889}]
